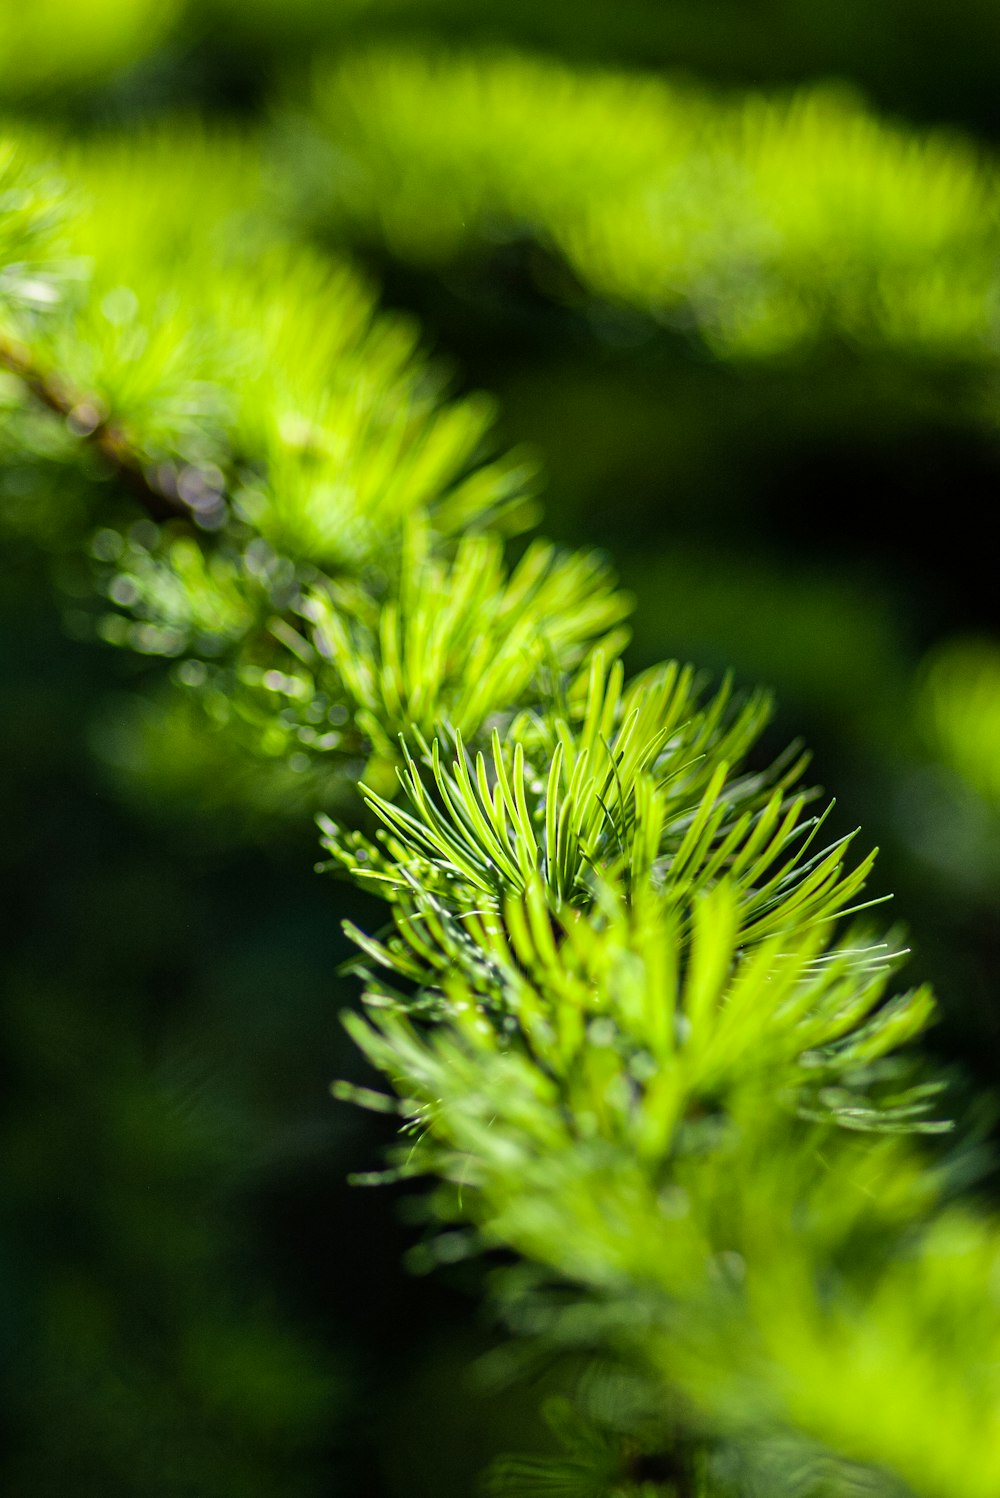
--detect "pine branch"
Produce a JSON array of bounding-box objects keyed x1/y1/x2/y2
[
  {"x1": 0, "y1": 330, "x2": 191, "y2": 522},
  {"x1": 2, "y1": 108, "x2": 997, "y2": 1498},
  {"x1": 304, "y1": 47, "x2": 1000, "y2": 363}
]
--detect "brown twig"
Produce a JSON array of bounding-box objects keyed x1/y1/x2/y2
[{"x1": 0, "y1": 332, "x2": 192, "y2": 522}]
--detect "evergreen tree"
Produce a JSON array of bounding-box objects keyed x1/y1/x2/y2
[{"x1": 3, "y1": 14, "x2": 1000, "y2": 1496}]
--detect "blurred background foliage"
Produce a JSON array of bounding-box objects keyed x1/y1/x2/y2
[{"x1": 3, "y1": 2, "x2": 1000, "y2": 1495}]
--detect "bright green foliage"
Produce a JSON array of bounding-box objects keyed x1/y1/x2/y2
[
  {"x1": 329, "y1": 657, "x2": 779, "y2": 907},
  {"x1": 303, "y1": 529, "x2": 628, "y2": 759},
  {"x1": 3, "y1": 61, "x2": 1000, "y2": 1498},
  {"x1": 889, "y1": 637, "x2": 1000, "y2": 898},
  {"x1": 34, "y1": 129, "x2": 532, "y2": 560},
  {"x1": 918, "y1": 637, "x2": 1000, "y2": 812},
  {"x1": 2, "y1": 129, "x2": 619, "y2": 793},
  {"x1": 305, "y1": 48, "x2": 1000, "y2": 358},
  {"x1": 0, "y1": 0, "x2": 180, "y2": 102},
  {"x1": 0, "y1": 138, "x2": 65, "y2": 329},
  {"x1": 344, "y1": 989, "x2": 999, "y2": 1497},
  {"x1": 320, "y1": 654, "x2": 961, "y2": 1489},
  {"x1": 324, "y1": 654, "x2": 888, "y2": 987}
]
